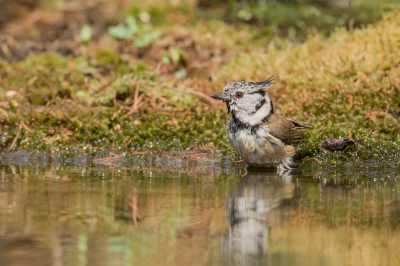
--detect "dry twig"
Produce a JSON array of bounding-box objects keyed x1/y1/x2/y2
[{"x1": 7, "y1": 123, "x2": 22, "y2": 152}]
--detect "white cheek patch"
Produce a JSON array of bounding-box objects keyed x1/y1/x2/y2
[{"x1": 235, "y1": 96, "x2": 271, "y2": 125}]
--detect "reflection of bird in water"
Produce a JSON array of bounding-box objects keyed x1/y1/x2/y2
[{"x1": 222, "y1": 170, "x2": 299, "y2": 266}]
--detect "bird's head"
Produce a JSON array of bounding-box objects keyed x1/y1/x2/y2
[{"x1": 211, "y1": 76, "x2": 275, "y2": 125}]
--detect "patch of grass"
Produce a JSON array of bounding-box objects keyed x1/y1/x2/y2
[{"x1": 0, "y1": 51, "x2": 219, "y2": 153}]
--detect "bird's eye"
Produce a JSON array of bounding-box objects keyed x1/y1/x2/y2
[{"x1": 236, "y1": 92, "x2": 243, "y2": 98}]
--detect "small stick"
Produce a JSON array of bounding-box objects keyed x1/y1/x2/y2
[
  {"x1": 309, "y1": 157, "x2": 323, "y2": 165},
  {"x1": 20, "y1": 121, "x2": 33, "y2": 134},
  {"x1": 364, "y1": 111, "x2": 376, "y2": 122},
  {"x1": 186, "y1": 89, "x2": 218, "y2": 105},
  {"x1": 7, "y1": 123, "x2": 22, "y2": 152}
]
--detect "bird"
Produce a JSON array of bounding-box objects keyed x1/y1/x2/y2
[{"x1": 210, "y1": 75, "x2": 311, "y2": 171}]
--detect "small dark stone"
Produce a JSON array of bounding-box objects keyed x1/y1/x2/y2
[{"x1": 321, "y1": 136, "x2": 356, "y2": 152}]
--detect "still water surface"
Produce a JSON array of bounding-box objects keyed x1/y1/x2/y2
[{"x1": 1, "y1": 153, "x2": 400, "y2": 266}]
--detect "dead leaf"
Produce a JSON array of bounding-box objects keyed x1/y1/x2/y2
[{"x1": 321, "y1": 136, "x2": 356, "y2": 152}]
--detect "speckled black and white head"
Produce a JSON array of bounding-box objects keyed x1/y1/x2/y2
[{"x1": 211, "y1": 76, "x2": 275, "y2": 126}]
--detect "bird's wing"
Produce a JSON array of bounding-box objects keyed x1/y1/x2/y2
[{"x1": 264, "y1": 114, "x2": 305, "y2": 145}]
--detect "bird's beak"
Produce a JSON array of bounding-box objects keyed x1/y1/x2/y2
[{"x1": 210, "y1": 93, "x2": 229, "y2": 102}]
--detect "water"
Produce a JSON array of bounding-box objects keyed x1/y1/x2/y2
[{"x1": 1, "y1": 153, "x2": 400, "y2": 266}]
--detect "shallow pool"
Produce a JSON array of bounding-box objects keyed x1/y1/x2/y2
[{"x1": 0, "y1": 153, "x2": 399, "y2": 266}]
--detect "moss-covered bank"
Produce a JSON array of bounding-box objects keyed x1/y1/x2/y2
[{"x1": 0, "y1": 2, "x2": 399, "y2": 167}]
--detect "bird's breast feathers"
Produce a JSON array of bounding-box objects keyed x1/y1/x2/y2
[{"x1": 227, "y1": 124, "x2": 289, "y2": 166}]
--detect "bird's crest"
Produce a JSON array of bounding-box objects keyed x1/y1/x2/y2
[{"x1": 223, "y1": 75, "x2": 275, "y2": 93}]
